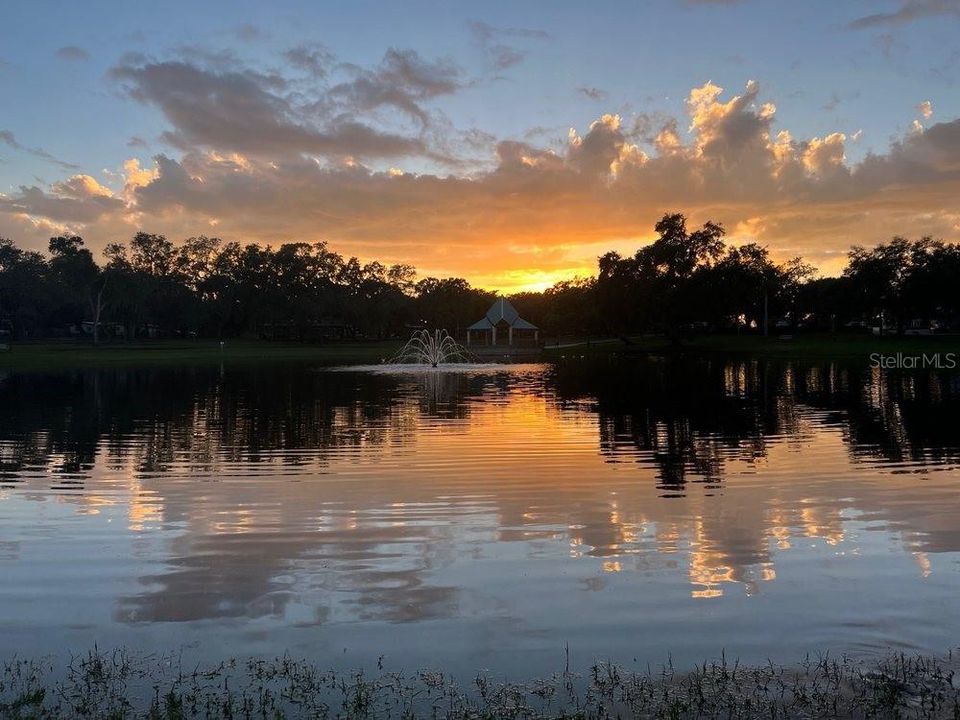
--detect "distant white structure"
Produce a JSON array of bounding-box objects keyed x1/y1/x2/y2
[{"x1": 466, "y1": 298, "x2": 538, "y2": 346}]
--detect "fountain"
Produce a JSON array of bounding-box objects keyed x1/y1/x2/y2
[
  {"x1": 389, "y1": 329, "x2": 472, "y2": 367},
  {"x1": 330, "y1": 328, "x2": 543, "y2": 377}
]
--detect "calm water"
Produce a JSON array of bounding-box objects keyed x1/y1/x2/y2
[{"x1": 1, "y1": 356, "x2": 959, "y2": 676}]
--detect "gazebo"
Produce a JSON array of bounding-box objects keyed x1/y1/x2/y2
[{"x1": 466, "y1": 298, "x2": 539, "y2": 346}]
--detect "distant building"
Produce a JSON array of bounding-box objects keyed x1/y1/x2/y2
[{"x1": 466, "y1": 298, "x2": 539, "y2": 346}]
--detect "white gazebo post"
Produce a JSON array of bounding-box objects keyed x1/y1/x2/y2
[
  {"x1": 492, "y1": 326, "x2": 497, "y2": 345},
  {"x1": 466, "y1": 330, "x2": 470, "y2": 345},
  {"x1": 508, "y1": 326, "x2": 513, "y2": 346}
]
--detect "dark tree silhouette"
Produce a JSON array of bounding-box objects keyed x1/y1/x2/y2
[{"x1": 0, "y1": 215, "x2": 957, "y2": 343}]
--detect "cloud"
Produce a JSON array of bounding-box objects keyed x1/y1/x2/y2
[
  {"x1": 848, "y1": 0, "x2": 960, "y2": 29},
  {"x1": 109, "y1": 58, "x2": 439, "y2": 160},
  {"x1": 0, "y1": 175, "x2": 123, "y2": 224},
  {"x1": 578, "y1": 86, "x2": 608, "y2": 101},
  {"x1": 567, "y1": 114, "x2": 647, "y2": 177},
  {"x1": 327, "y1": 48, "x2": 463, "y2": 127},
  {"x1": 468, "y1": 20, "x2": 549, "y2": 71},
  {"x1": 894, "y1": 116, "x2": 960, "y2": 171},
  {"x1": 51, "y1": 174, "x2": 114, "y2": 199},
  {"x1": 801, "y1": 132, "x2": 847, "y2": 177},
  {"x1": 0, "y1": 129, "x2": 78, "y2": 170},
  {"x1": 283, "y1": 43, "x2": 334, "y2": 77},
  {"x1": 823, "y1": 92, "x2": 841, "y2": 112},
  {"x1": 120, "y1": 158, "x2": 159, "y2": 201},
  {"x1": 917, "y1": 99, "x2": 934, "y2": 118},
  {"x1": 682, "y1": 79, "x2": 783, "y2": 194},
  {"x1": 55, "y1": 45, "x2": 90, "y2": 62},
  {"x1": 5, "y1": 80, "x2": 960, "y2": 290}
]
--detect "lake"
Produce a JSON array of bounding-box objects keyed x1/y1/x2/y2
[{"x1": 1, "y1": 355, "x2": 959, "y2": 678}]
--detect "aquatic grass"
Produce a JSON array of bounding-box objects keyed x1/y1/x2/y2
[{"x1": 1, "y1": 648, "x2": 959, "y2": 718}]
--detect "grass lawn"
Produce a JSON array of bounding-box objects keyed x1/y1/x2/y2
[
  {"x1": 3, "y1": 333, "x2": 959, "y2": 371},
  {"x1": 0, "y1": 339, "x2": 402, "y2": 371},
  {"x1": 543, "y1": 332, "x2": 960, "y2": 361}
]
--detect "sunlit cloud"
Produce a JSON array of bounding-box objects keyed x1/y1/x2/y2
[{"x1": 4, "y1": 58, "x2": 960, "y2": 293}]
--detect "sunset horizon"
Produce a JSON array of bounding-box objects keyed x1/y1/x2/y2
[{"x1": 3, "y1": 1, "x2": 960, "y2": 293}]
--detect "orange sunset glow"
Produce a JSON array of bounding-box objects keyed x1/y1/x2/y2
[{"x1": 3, "y1": 3, "x2": 960, "y2": 292}]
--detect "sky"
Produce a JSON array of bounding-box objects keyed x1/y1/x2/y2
[{"x1": 1, "y1": 0, "x2": 959, "y2": 292}]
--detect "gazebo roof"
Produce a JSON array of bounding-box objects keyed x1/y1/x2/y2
[
  {"x1": 466, "y1": 317, "x2": 494, "y2": 331},
  {"x1": 467, "y1": 298, "x2": 538, "y2": 331}
]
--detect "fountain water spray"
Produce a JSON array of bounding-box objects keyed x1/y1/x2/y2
[{"x1": 390, "y1": 329, "x2": 472, "y2": 367}]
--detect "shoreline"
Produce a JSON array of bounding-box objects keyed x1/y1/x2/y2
[
  {"x1": 0, "y1": 340, "x2": 403, "y2": 371},
  {"x1": 2, "y1": 333, "x2": 960, "y2": 372},
  {"x1": 2, "y1": 647, "x2": 957, "y2": 719},
  {"x1": 543, "y1": 332, "x2": 960, "y2": 361}
]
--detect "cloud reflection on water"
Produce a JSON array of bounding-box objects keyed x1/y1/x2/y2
[{"x1": 0, "y1": 358, "x2": 959, "y2": 659}]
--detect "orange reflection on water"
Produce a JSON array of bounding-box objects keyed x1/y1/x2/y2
[{"x1": 2, "y1": 361, "x2": 960, "y2": 632}]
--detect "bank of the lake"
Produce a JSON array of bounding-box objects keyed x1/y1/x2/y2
[
  {"x1": 0, "y1": 340, "x2": 402, "y2": 370},
  {"x1": 2, "y1": 647, "x2": 958, "y2": 719},
  {"x1": 4, "y1": 333, "x2": 960, "y2": 372},
  {"x1": 544, "y1": 332, "x2": 960, "y2": 362}
]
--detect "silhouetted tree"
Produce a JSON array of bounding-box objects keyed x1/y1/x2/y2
[
  {"x1": 844, "y1": 237, "x2": 939, "y2": 334},
  {"x1": 596, "y1": 213, "x2": 726, "y2": 337},
  {"x1": 414, "y1": 277, "x2": 494, "y2": 334},
  {"x1": 48, "y1": 235, "x2": 105, "y2": 343},
  {"x1": 2, "y1": 220, "x2": 959, "y2": 344},
  {"x1": 0, "y1": 238, "x2": 49, "y2": 339},
  {"x1": 698, "y1": 243, "x2": 811, "y2": 332}
]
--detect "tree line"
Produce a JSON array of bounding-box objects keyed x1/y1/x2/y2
[{"x1": 2, "y1": 213, "x2": 959, "y2": 343}]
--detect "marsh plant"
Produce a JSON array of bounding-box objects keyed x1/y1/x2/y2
[{"x1": 1, "y1": 648, "x2": 959, "y2": 719}]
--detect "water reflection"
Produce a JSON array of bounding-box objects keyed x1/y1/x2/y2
[{"x1": 1, "y1": 358, "x2": 959, "y2": 666}]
